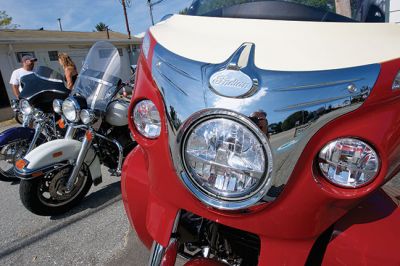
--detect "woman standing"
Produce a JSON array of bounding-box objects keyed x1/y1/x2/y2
[{"x1": 58, "y1": 53, "x2": 78, "y2": 90}]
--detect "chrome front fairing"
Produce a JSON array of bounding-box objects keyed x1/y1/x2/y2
[{"x1": 151, "y1": 42, "x2": 380, "y2": 202}]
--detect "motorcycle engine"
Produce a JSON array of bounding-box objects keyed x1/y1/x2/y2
[{"x1": 177, "y1": 211, "x2": 261, "y2": 266}]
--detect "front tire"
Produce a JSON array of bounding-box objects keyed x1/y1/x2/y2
[
  {"x1": 19, "y1": 164, "x2": 93, "y2": 216},
  {"x1": 0, "y1": 140, "x2": 30, "y2": 182}
]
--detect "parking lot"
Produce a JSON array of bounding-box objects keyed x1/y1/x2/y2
[{"x1": 0, "y1": 122, "x2": 149, "y2": 266}]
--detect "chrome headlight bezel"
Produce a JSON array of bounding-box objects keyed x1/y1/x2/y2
[
  {"x1": 318, "y1": 137, "x2": 380, "y2": 188},
  {"x1": 62, "y1": 97, "x2": 80, "y2": 123},
  {"x1": 19, "y1": 99, "x2": 32, "y2": 115},
  {"x1": 80, "y1": 109, "x2": 95, "y2": 125},
  {"x1": 132, "y1": 99, "x2": 161, "y2": 139},
  {"x1": 179, "y1": 109, "x2": 274, "y2": 211},
  {"x1": 53, "y1": 99, "x2": 63, "y2": 114}
]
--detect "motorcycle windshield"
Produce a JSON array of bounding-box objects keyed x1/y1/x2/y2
[
  {"x1": 72, "y1": 41, "x2": 121, "y2": 112},
  {"x1": 34, "y1": 66, "x2": 64, "y2": 83}
]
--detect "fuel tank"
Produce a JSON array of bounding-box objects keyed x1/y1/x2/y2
[{"x1": 105, "y1": 99, "x2": 129, "y2": 127}]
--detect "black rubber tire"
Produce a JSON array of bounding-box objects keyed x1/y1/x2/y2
[{"x1": 19, "y1": 169, "x2": 93, "y2": 216}]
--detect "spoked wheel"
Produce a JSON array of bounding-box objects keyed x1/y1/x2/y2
[
  {"x1": 19, "y1": 164, "x2": 92, "y2": 216},
  {"x1": 0, "y1": 140, "x2": 29, "y2": 182}
]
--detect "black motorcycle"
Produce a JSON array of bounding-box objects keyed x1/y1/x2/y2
[{"x1": 0, "y1": 66, "x2": 69, "y2": 182}]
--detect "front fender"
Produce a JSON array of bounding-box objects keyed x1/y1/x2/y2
[
  {"x1": 0, "y1": 127, "x2": 35, "y2": 147},
  {"x1": 16, "y1": 139, "x2": 101, "y2": 181}
]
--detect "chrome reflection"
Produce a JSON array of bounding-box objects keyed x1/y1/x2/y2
[
  {"x1": 151, "y1": 43, "x2": 381, "y2": 204},
  {"x1": 179, "y1": 110, "x2": 273, "y2": 210}
]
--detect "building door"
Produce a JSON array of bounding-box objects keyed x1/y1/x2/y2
[
  {"x1": 0, "y1": 71, "x2": 13, "y2": 121},
  {"x1": 0, "y1": 71, "x2": 10, "y2": 109}
]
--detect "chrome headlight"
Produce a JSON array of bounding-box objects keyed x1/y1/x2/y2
[
  {"x1": 11, "y1": 99, "x2": 19, "y2": 110},
  {"x1": 318, "y1": 138, "x2": 379, "y2": 188},
  {"x1": 53, "y1": 99, "x2": 63, "y2": 114},
  {"x1": 19, "y1": 99, "x2": 32, "y2": 115},
  {"x1": 80, "y1": 109, "x2": 95, "y2": 124},
  {"x1": 62, "y1": 97, "x2": 80, "y2": 122},
  {"x1": 181, "y1": 112, "x2": 273, "y2": 210},
  {"x1": 133, "y1": 100, "x2": 161, "y2": 139}
]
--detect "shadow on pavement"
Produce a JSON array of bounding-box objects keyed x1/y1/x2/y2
[
  {"x1": 10, "y1": 180, "x2": 20, "y2": 186},
  {"x1": 0, "y1": 180, "x2": 122, "y2": 259},
  {"x1": 50, "y1": 180, "x2": 122, "y2": 220}
]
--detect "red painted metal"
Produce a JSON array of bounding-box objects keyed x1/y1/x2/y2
[
  {"x1": 322, "y1": 188, "x2": 400, "y2": 265},
  {"x1": 160, "y1": 240, "x2": 179, "y2": 266},
  {"x1": 121, "y1": 32, "x2": 400, "y2": 264},
  {"x1": 184, "y1": 258, "x2": 228, "y2": 266}
]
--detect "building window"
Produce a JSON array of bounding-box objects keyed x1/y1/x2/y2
[
  {"x1": 48, "y1": 51, "x2": 59, "y2": 61},
  {"x1": 99, "y1": 48, "x2": 113, "y2": 59},
  {"x1": 118, "y1": 48, "x2": 123, "y2": 56},
  {"x1": 15, "y1": 52, "x2": 35, "y2": 63}
]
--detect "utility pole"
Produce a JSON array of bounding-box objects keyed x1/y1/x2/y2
[
  {"x1": 335, "y1": 0, "x2": 351, "y2": 18},
  {"x1": 57, "y1": 18, "x2": 63, "y2": 31},
  {"x1": 119, "y1": 0, "x2": 131, "y2": 39}
]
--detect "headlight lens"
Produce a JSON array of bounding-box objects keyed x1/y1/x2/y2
[
  {"x1": 53, "y1": 99, "x2": 63, "y2": 114},
  {"x1": 62, "y1": 98, "x2": 80, "y2": 122},
  {"x1": 318, "y1": 138, "x2": 379, "y2": 188},
  {"x1": 182, "y1": 116, "x2": 272, "y2": 209},
  {"x1": 11, "y1": 99, "x2": 19, "y2": 110},
  {"x1": 80, "y1": 109, "x2": 95, "y2": 124},
  {"x1": 19, "y1": 99, "x2": 32, "y2": 115},
  {"x1": 133, "y1": 100, "x2": 161, "y2": 139}
]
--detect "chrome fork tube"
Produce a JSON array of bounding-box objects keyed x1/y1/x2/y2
[
  {"x1": 148, "y1": 243, "x2": 165, "y2": 266},
  {"x1": 148, "y1": 211, "x2": 181, "y2": 266},
  {"x1": 112, "y1": 139, "x2": 123, "y2": 176},
  {"x1": 64, "y1": 125, "x2": 76, "y2": 139},
  {"x1": 66, "y1": 134, "x2": 92, "y2": 191},
  {"x1": 22, "y1": 114, "x2": 31, "y2": 127},
  {"x1": 27, "y1": 122, "x2": 43, "y2": 153}
]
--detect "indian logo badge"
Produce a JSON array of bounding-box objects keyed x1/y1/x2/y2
[{"x1": 209, "y1": 43, "x2": 258, "y2": 98}]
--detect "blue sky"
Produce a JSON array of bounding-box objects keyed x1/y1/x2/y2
[{"x1": 1, "y1": 0, "x2": 193, "y2": 36}]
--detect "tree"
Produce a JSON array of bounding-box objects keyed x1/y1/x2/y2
[
  {"x1": 0, "y1": 10, "x2": 19, "y2": 29},
  {"x1": 95, "y1": 22, "x2": 108, "y2": 32},
  {"x1": 179, "y1": 7, "x2": 189, "y2": 14}
]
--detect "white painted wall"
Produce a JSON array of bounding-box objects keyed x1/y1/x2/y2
[
  {"x1": 0, "y1": 43, "x2": 137, "y2": 101},
  {"x1": 390, "y1": 0, "x2": 400, "y2": 23}
]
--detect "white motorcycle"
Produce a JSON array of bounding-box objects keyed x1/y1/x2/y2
[{"x1": 15, "y1": 41, "x2": 136, "y2": 216}]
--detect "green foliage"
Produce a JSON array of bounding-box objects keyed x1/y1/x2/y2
[
  {"x1": 95, "y1": 22, "x2": 108, "y2": 32},
  {"x1": 196, "y1": 0, "x2": 250, "y2": 15},
  {"x1": 194, "y1": 0, "x2": 339, "y2": 15},
  {"x1": 179, "y1": 7, "x2": 189, "y2": 14},
  {"x1": 0, "y1": 10, "x2": 19, "y2": 29},
  {"x1": 281, "y1": 111, "x2": 309, "y2": 131},
  {"x1": 292, "y1": 0, "x2": 335, "y2": 12}
]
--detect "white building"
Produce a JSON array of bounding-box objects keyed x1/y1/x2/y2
[
  {"x1": 0, "y1": 29, "x2": 141, "y2": 121},
  {"x1": 390, "y1": 0, "x2": 400, "y2": 23}
]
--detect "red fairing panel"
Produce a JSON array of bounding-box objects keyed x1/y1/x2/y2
[
  {"x1": 322, "y1": 187, "x2": 400, "y2": 265},
  {"x1": 121, "y1": 32, "x2": 400, "y2": 264}
]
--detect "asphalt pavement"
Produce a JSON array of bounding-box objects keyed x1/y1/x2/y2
[{"x1": 0, "y1": 121, "x2": 149, "y2": 266}]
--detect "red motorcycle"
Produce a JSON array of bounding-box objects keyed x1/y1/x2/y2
[{"x1": 122, "y1": 0, "x2": 400, "y2": 265}]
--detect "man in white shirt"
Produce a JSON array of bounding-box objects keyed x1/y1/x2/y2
[{"x1": 9, "y1": 55, "x2": 37, "y2": 98}]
